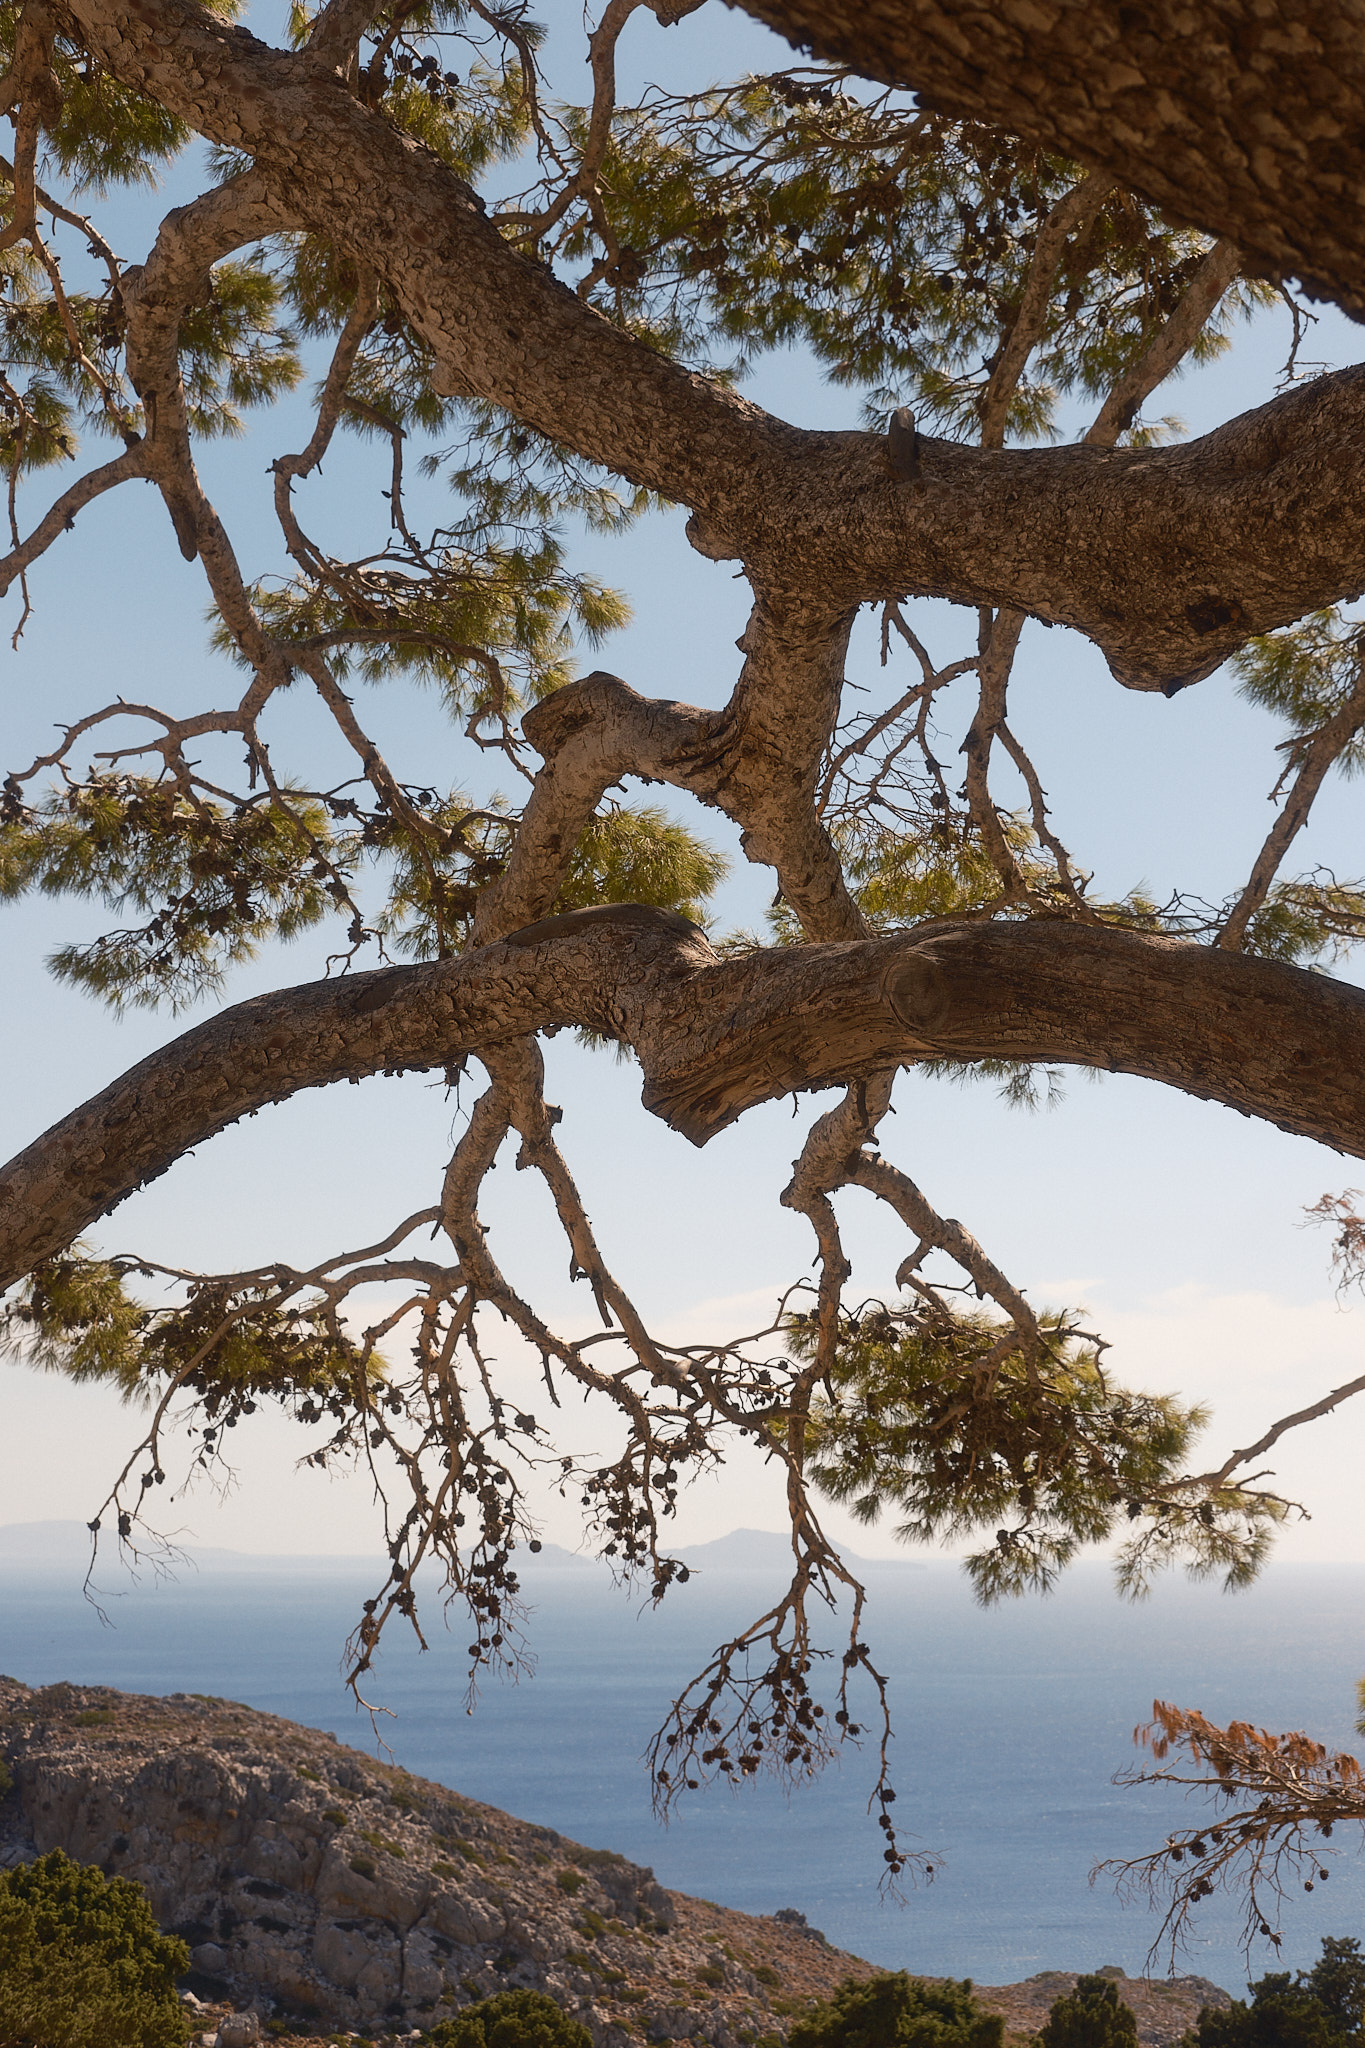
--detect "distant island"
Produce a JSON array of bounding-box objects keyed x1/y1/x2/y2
[{"x1": 0, "y1": 1519, "x2": 914, "y2": 1575}]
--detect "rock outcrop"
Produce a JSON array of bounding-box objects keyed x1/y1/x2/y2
[
  {"x1": 0, "y1": 1678, "x2": 873, "y2": 2042},
  {"x1": 978, "y1": 1969, "x2": 1231, "y2": 2048},
  {"x1": 0, "y1": 1679, "x2": 1234, "y2": 2048}
]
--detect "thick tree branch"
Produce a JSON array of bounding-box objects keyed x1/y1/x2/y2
[
  {"x1": 476, "y1": 672, "x2": 723, "y2": 941},
  {"x1": 58, "y1": 0, "x2": 1365, "y2": 692},
  {"x1": 710, "y1": 594, "x2": 868, "y2": 939},
  {"x1": 496, "y1": 598, "x2": 867, "y2": 948},
  {"x1": 6, "y1": 909, "x2": 1365, "y2": 1292},
  {"x1": 305, "y1": 0, "x2": 386, "y2": 67},
  {"x1": 729, "y1": 0, "x2": 1365, "y2": 324}
]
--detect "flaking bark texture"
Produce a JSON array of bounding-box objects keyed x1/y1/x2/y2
[
  {"x1": 730, "y1": 0, "x2": 1365, "y2": 322},
  {"x1": 57, "y1": 0, "x2": 1365, "y2": 693}
]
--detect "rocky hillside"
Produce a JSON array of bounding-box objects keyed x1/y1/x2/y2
[
  {"x1": 0, "y1": 1678, "x2": 1231, "y2": 2048},
  {"x1": 980, "y1": 1971, "x2": 1230, "y2": 2048},
  {"x1": 0, "y1": 1678, "x2": 875, "y2": 2042}
]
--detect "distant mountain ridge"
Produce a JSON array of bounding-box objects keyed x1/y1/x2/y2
[{"x1": 0, "y1": 1520, "x2": 914, "y2": 1574}]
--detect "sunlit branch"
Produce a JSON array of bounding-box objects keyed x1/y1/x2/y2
[
  {"x1": 978, "y1": 171, "x2": 1113, "y2": 450},
  {"x1": 959, "y1": 606, "x2": 1025, "y2": 891}
]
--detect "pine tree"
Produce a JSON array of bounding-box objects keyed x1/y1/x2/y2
[
  {"x1": 0, "y1": 0, "x2": 1363, "y2": 1918},
  {"x1": 0, "y1": 1849, "x2": 190, "y2": 2048},
  {"x1": 1039, "y1": 1976, "x2": 1139, "y2": 2048}
]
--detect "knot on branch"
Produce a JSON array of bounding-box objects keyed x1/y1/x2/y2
[
  {"x1": 520, "y1": 669, "x2": 636, "y2": 756},
  {"x1": 880, "y1": 948, "x2": 953, "y2": 1034}
]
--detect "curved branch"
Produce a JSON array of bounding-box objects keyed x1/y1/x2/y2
[
  {"x1": 489, "y1": 603, "x2": 867, "y2": 949},
  {"x1": 59, "y1": 0, "x2": 1365, "y2": 692},
  {"x1": 6, "y1": 908, "x2": 1365, "y2": 1290},
  {"x1": 122, "y1": 166, "x2": 296, "y2": 659},
  {"x1": 0, "y1": 443, "x2": 149, "y2": 596},
  {"x1": 476, "y1": 671, "x2": 723, "y2": 942}
]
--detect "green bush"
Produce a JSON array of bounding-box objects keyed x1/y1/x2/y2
[
  {"x1": 1185, "y1": 1939, "x2": 1365, "y2": 2048},
  {"x1": 1039, "y1": 1977, "x2": 1139, "y2": 2048},
  {"x1": 0, "y1": 1848, "x2": 190, "y2": 2048},
  {"x1": 427, "y1": 1989, "x2": 593, "y2": 2048},
  {"x1": 787, "y1": 1973, "x2": 1005, "y2": 2048},
  {"x1": 1301, "y1": 1940, "x2": 1365, "y2": 2038},
  {"x1": 1185, "y1": 1978, "x2": 1340, "y2": 2048}
]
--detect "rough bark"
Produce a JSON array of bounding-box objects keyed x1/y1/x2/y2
[
  {"x1": 5, "y1": 905, "x2": 1365, "y2": 1292},
  {"x1": 55, "y1": 0, "x2": 1365, "y2": 693},
  {"x1": 729, "y1": 0, "x2": 1365, "y2": 323},
  {"x1": 492, "y1": 608, "x2": 866, "y2": 951}
]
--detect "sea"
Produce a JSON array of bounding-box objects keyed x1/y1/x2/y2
[{"x1": 2, "y1": 1521, "x2": 1364, "y2": 1996}]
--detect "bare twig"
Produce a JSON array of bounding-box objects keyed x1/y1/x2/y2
[{"x1": 1219, "y1": 644, "x2": 1365, "y2": 948}]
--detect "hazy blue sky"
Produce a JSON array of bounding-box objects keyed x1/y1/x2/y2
[{"x1": 4, "y1": 0, "x2": 1365, "y2": 1580}]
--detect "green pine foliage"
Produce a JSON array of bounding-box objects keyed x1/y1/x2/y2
[
  {"x1": 1183, "y1": 1938, "x2": 1365, "y2": 2048},
  {"x1": 1235, "y1": 614, "x2": 1365, "y2": 754},
  {"x1": 1186, "y1": 1979, "x2": 1341, "y2": 2048},
  {"x1": 426, "y1": 1988, "x2": 593, "y2": 2048},
  {"x1": 0, "y1": 778, "x2": 337, "y2": 1011},
  {"x1": 1038, "y1": 1976, "x2": 1139, "y2": 2048},
  {"x1": 175, "y1": 258, "x2": 302, "y2": 438},
  {"x1": 786, "y1": 1971, "x2": 1004, "y2": 2048},
  {"x1": 571, "y1": 85, "x2": 1269, "y2": 432},
  {"x1": 0, "y1": 1848, "x2": 190, "y2": 2048},
  {"x1": 800, "y1": 1302, "x2": 1284, "y2": 1598},
  {"x1": 839, "y1": 814, "x2": 1058, "y2": 928},
  {"x1": 556, "y1": 804, "x2": 728, "y2": 925},
  {"x1": 1300, "y1": 1940, "x2": 1365, "y2": 2038},
  {"x1": 0, "y1": 1249, "x2": 385, "y2": 1406}
]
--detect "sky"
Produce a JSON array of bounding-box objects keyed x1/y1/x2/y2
[{"x1": 3, "y1": 0, "x2": 1365, "y2": 1589}]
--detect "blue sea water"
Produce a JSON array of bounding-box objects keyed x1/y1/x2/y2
[{"x1": 3, "y1": 1523, "x2": 1365, "y2": 1994}]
